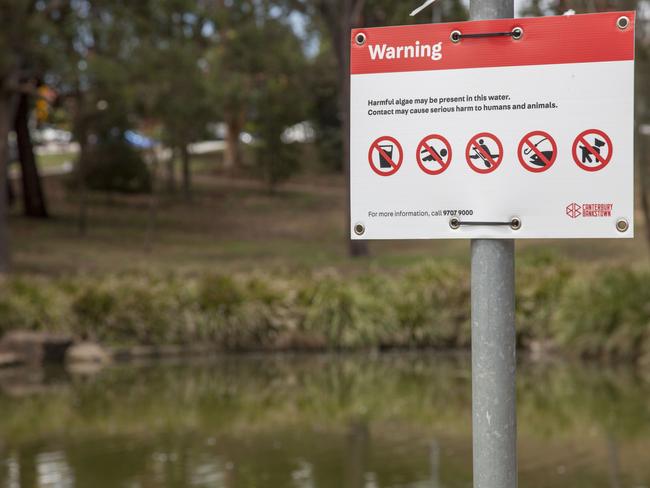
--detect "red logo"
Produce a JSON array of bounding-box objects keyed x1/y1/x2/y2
[
  {"x1": 566, "y1": 203, "x2": 582, "y2": 219},
  {"x1": 566, "y1": 203, "x2": 613, "y2": 219}
]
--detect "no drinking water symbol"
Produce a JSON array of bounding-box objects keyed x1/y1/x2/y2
[
  {"x1": 368, "y1": 136, "x2": 403, "y2": 176},
  {"x1": 518, "y1": 130, "x2": 557, "y2": 173},
  {"x1": 465, "y1": 132, "x2": 503, "y2": 174},
  {"x1": 572, "y1": 129, "x2": 613, "y2": 172},
  {"x1": 416, "y1": 134, "x2": 452, "y2": 175}
]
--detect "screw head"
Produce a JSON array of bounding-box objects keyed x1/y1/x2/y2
[
  {"x1": 511, "y1": 27, "x2": 523, "y2": 40},
  {"x1": 354, "y1": 223, "x2": 365, "y2": 236},
  {"x1": 617, "y1": 16, "x2": 630, "y2": 30},
  {"x1": 450, "y1": 30, "x2": 461, "y2": 43},
  {"x1": 616, "y1": 218, "x2": 629, "y2": 233},
  {"x1": 449, "y1": 218, "x2": 461, "y2": 230},
  {"x1": 510, "y1": 217, "x2": 522, "y2": 230},
  {"x1": 354, "y1": 32, "x2": 366, "y2": 46}
]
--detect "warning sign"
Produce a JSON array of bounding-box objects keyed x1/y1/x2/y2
[
  {"x1": 368, "y1": 136, "x2": 403, "y2": 176},
  {"x1": 518, "y1": 131, "x2": 557, "y2": 173},
  {"x1": 350, "y1": 11, "x2": 635, "y2": 239},
  {"x1": 416, "y1": 134, "x2": 452, "y2": 175},
  {"x1": 572, "y1": 129, "x2": 613, "y2": 172},
  {"x1": 466, "y1": 133, "x2": 503, "y2": 174}
]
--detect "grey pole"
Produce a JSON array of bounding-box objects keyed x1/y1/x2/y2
[{"x1": 469, "y1": 2, "x2": 517, "y2": 487}]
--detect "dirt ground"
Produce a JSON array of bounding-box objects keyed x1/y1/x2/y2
[{"x1": 8, "y1": 165, "x2": 650, "y2": 277}]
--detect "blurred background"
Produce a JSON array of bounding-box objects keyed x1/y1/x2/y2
[{"x1": 0, "y1": 1, "x2": 649, "y2": 487}]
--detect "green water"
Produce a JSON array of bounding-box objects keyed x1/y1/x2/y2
[{"x1": 0, "y1": 353, "x2": 648, "y2": 488}]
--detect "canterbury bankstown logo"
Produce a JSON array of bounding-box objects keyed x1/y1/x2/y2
[
  {"x1": 566, "y1": 203, "x2": 613, "y2": 219},
  {"x1": 566, "y1": 203, "x2": 582, "y2": 219}
]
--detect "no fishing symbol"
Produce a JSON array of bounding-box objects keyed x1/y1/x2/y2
[
  {"x1": 572, "y1": 129, "x2": 613, "y2": 172},
  {"x1": 416, "y1": 134, "x2": 452, "y2": 175},
  {"x1": 368, "y1": 136, "x2": 403, "y2": 176},
  {"x1": 465, "y1": 132, "x2": 503, "y2": 174},
  {"x1": 518, "y1": 130, "x2": 557, "y2": 173}
]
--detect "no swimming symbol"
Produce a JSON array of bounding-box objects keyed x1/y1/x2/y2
[{"x1": 416, "y1": 134, "x2": 452, "y2": 175}]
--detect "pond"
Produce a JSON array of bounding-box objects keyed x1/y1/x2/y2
[{"x1": 0, "y1": 353, "x2": 648, "y2": 487}]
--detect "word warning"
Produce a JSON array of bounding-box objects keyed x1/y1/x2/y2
[{"x1": 350, "y1": 11, "x2": 635, "y2": 239}]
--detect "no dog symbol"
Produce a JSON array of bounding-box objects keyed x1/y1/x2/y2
[{"x1": 572, "y1": 129, "x2": 613, "y2": 172}]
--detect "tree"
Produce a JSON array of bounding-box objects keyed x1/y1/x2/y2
[
  {"x1": 0, "y1": 0, "x2": 61, "y2": 271},
  {"x1": 207, "y1": 3, "x2": 260, "y2": 173},
  {"x1": 247, "y1": 19, "x2": 309, "y2": 191},
  {"x1": 13, "y1": 91, "x2": 48, "y2": 218},
  {"x1": 129, "y1": 0, "x2": 216, "y2": 200},
  {"x1": 297, "y1": 0, "x2": 467, "y2": 257}
]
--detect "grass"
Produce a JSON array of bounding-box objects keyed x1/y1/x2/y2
[
  {"x1": 36, "y1": 150, "x2": 77, "y2": 170},
  {"x1": 8, "y1": 152, "x2": 650, "y2": 276},
  {"x1": 0, "y1": 254, "x2": 649, "y2": 362}
]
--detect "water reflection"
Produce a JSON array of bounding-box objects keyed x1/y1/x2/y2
[{"x1": 0, "y1": 353, "x2": 648, "y2": 487}]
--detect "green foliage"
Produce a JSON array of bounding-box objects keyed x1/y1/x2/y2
[
  {"x1": 516, "y1": 252, "x2": 574, "y2": 346},
  {"x1": 79, "y1": 138, "x2": 151, "y2": 194},
  {"x1": 197, "y1": 275, "x2": 245, "y2": 314},
  {"x1": 306, "y1": 42, "x2": 343, "y2": 171},
  {"x1": 393, "y1": 262, "x2": 471, "y2": 348},
  {"x1": 556, "y1": 267, "x2": 650, "y2": 360},
  {"x1": 0, "y1": 259, "x2": 648, "y2": 361},
  {"x1": 0, "y1": 278, "x2": 69, "y2": 335}
]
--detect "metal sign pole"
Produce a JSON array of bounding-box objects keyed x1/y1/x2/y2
[{"x1": 469, "y1": 2, "x2": 517, "y2": 488}]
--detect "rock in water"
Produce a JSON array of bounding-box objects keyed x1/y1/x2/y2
[
  {"x1": 65, "y1": 342, "x2": 111, "y2": 365},
  {"x1": 0, "y1": 331, "x2": 73, "y2": 365}
]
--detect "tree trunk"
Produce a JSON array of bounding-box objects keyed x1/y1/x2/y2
[
  {"x1": 0, "y1": 93, "x2": 12, "y2": 273},
  {"x1": 7, "y1": 172, "x2": 15, "y2": 207},
  {"x1": 641, "y1": 133, "x2": 650, "y2": 247},
  {"x1": 224, "y1": 113, "x2": 243, "y2": 172},
  {"x1": 336, "y1": 1, "x2": 369, "y2": 257},
  {"x1": 166, "y1": 148, "x2": 176, "y2": 193},
  {"x1": 14, "y1": 92, "x2": 48, "y2": 218},
  {"x1": 181, "y1": 144, "x2": 191, "y2": 201},
  {"x1": 75, "y1": 125, "x2": 89, "y2": 236},
  {"x1": 145, "y1": 148, "x2": 159, "y2": 252},
  {"x1": 77, "y1": 146, "x2": 88, "y2": 235}
]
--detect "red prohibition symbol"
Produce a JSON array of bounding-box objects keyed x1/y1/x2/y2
[
  {"x1": 517, "y1": 130, "x2": 557, "y2": 173},
  {"x1": 572, "y1": 129, "x2": 613, "y2": 172},
  {"x1": 416, "y1": 134, "x2": 452, "y2": 175},
  {"x1": 465, "y1": 132, "x2": 504, "y2": 174},
  {"x1": 368, "y1": 136, "x2": 403, "y2": 176}
]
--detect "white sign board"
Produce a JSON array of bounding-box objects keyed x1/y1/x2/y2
[{"x1": 350, "y1": 12, "x2": 635, "y2": 239}]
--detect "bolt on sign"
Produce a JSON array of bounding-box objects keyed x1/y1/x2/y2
[{"x1": 350, "y1": 12, "x2": 635, "y2": 239}]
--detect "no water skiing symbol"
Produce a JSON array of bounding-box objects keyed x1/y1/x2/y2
[
  {"x1": 572, "y1": 129, "x2": 613, "y2": 172},
  {"x1": 465, "y1": 132, "x2": 503, "y2": 174},
  {"x1": 368, "y1": 136, "x2": 403, "y2": 176},
  {"x1": 416, "y1": 134, "x2": 452, "y2": 175},
  {"x1": 517, "y1": 130, "x2": 557, "y2": 173}
]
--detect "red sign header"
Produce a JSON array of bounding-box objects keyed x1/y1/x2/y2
[{"x1": 351, "y1": 11, "x2": 635, "y2": 75}]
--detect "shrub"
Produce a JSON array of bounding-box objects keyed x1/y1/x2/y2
[
  {"x1": 79, "y1": 138, "x2": 151, "y2": 194},
  {"x1": 555, "y1": 267, "x2": 650, "y2": 360}
]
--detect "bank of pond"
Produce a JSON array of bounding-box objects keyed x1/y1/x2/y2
[{"x1": 0, "y1": 254, "x2": 648, "y2": 365}]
